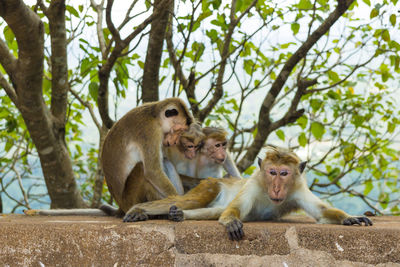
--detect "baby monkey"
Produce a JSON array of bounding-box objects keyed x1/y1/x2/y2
[{"x1": 124, "y1": 147, "x2": 372, "y2": 240}]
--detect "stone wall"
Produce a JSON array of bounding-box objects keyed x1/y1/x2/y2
[{"x1": 0, "y1": 214, "x2": 399, "y2": 266}]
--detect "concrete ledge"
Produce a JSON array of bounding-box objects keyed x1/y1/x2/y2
[{"x1": 0, "y1": 214, "x2": 399, "y2": 266}]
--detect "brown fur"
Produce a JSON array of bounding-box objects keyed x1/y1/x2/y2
[
  {"x1": 202, "y1": 127, "x2": 228, "y2": 142},
  {"x1": 101, "y1": 98, "x2": 193, "y2": 214},
  {"x1": 123, "y1": 147, "x2": 372, "y2": 240}
]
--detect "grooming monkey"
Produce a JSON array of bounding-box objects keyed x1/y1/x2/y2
[
  {"x1": 100, "y1": 98, "x2": 194, "y2": 214},
  {"x1": 123, "y1": 147, "x2": 372, "y2": 240},
  {"x1": 24, "y1": 98, "x2": 193, "y2": 217}
]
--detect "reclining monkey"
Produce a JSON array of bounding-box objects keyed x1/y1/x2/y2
[{"x1": 123, "y1": 147, "x2": 372, "y2": 240}]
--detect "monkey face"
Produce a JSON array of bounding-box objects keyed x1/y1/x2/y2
[
  {"x1": 204, "y1": 138, "x2": 228, "y2": 164},
  {"x1": 263, "y1": 164, "x2": 294, "y2": 205},
  {"x1": 180, "y1": 137, "x2": 203, "y2": 160},
  {"x1": 160, "y1": 104, "x2": 190, "y2": 134}
]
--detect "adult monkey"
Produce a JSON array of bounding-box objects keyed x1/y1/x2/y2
[
  {"x1": 123, "y1": 147, "x2": 372, "y2": 240},
  {"x1": 101, "y1": 97, "x2": 193, "y2": 214},
  {"x1": 24, "y1": 117, "x2": 200, "y2": 217}
]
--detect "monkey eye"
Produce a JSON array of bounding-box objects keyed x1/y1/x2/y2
[
  {"x1": 280, "y1": 170, "x2": 289, "y2": 176},
  {"x1": 269, "y1": 170, "x2": 277, "y2": 176},
  {"x1": 187, "y1": 145, "x2": 194, "y2": 148},
  {"x1": 222, "y1": 141, "x2": 227, "y2": 147},
  {"x1": 165, "y1": 109, "x2": 178, "y2": 117},
  {"x1": 215, "y1": 143, "x2": 221, "y2": 148}
]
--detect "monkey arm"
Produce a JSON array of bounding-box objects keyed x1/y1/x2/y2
[
  {"x1": 218, "y1": 179, "x2": 260, "y2": 240},
  {"x1": 163, "y1": 158, "x2": 184, "y2": 195},
  {"x1": 180, "y1": 174, "x2": 203, "y2": 192},
  {"x1": 141, "y1": 142, "x2": 179, "y2": 198},
  {"x1": 293, "y1": 185, "x2": 372, "y2": 226},
  {"x1": 183, "y1": 207, "x2": 226, "y2": 220},
  {"x1": 223, "y1": 152, "x2": 242, "y2": 178}
]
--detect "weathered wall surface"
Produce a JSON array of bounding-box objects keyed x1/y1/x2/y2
[{"x1": 0, "y1": 214, "x2": 399, "y2": 266}]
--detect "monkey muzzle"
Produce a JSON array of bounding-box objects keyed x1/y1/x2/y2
[{"x1": 270, "y1": 198, "x2": 284, "y2": 204}]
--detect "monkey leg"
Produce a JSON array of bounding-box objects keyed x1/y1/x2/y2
[
  {"x1": 181, "y1": 206, "x2": 226, "y2": 220},
  {"x1": 180, "y1": 174, "x2": 203, "y2": 193},
  {"x1": 296, "y1": 187, "x2": 373, "y2": 226},
  {"x1": 123, "y1": 178, "x2": 221, "y2": 222},
  {"x1": 321, "y1": 207, "x2": 373, "y2": 226}
]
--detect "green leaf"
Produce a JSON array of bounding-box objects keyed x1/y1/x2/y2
[
  {"x1": 298, "y1": 0, "x2": 313, "y2": 9},
  {"x1": 291, "y1": 23, "x2": 300, "y2": 35},
  {"x1": 244, "y1": 59, "x2": 254, "y2": 75},
  {"x1": 310, "y1": 122, "x2": 325, "y2": 140},
  {"x1": 3, "y1": 26, "x2": 14, "y2": 44},
  {"x1": 66, "y1": 5, "x2": 79, "y2": 18},
  {"x1": 138, "y1": 61, "x2": 144, "y2": 69},
  {"x1": 275, "y1": 129, "x2": 285, "y2": 141},
  {"x1": 298, "y1": 132, "x2": 307, "y2": 147},
  {"x1": 362, "y1": 0, "x2": 371, "y2": 6},
  {"x1": 206, "y1": 29, "x2": 219, "y2": 43},
  {"x1": 327, "y1": 70, "x2": 340, "y2": 83},
  {"x1": 244, "y1": 165, "x2": 256, "y2": 176},
  {"x1": 370, "y1": 8, "x2": 378, "y2": 19},
  {"x1": 297, "y1": 115, "x2": 308, "y2": 129},
  {"x1": 382, "y1": 29, "x2": 390, "y2": 42},
  {"x1": 89, "y1": 82, "x2": 98, "y2": 102},
  {"x1": 310, "y1": 99, "x2": 323, "y2": 112},
  {"x1": 343, "y1": 143, "x2": 356, "y2": 162},
  {"x1": 390, "y1": 14, "x2": 396, "y2": 26},
  {"x1": 5, "y1": 139, "x2": 13, "y2": 152}
]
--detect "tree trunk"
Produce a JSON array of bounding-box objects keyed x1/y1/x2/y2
[
  {"x1": 0, "y1": 193, "x2": 3, "y2": 213},
  {"x1": 0, "y1": 0, "x2": 85, "y2": 208},
  {"x1": 141, "y1": 0, "x2": 172, "y2": 102},
  {"x1": 91, "y1": 125, "x2": 108, "y2": 208}
]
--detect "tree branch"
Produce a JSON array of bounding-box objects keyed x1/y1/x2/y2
[
  {"x1": 198, "y1": 0, "x2": 258, "y2": 122},
  {"x1": 237, "y1": 0, "x2": 355, "y2": 171},
  {"x1": 47, "y1": 0, "x2": 69, "y2": 130},
  {"x1": 0, "y1": 38, "x2": 17, "y2": 75},
  {"x1": 98, "y1": 0, "x2": 171, "y2": 128},
  {"x1": 90, "y1": 0, "x2": 107, "y2": 59},
  {"x1": 0, "y1": 71, "x2": 18, "y2": 105}
]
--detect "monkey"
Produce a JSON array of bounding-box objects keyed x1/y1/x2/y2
[
  {"x1": 166, "y1": 126, "x2": 242, "y2": 192},
  {"x1": 162, "y1": 122, "x2": 205, "y2": 195},
  {"x1": 24, "y1": 98, "x2": 193, "y2": 217},
  {"x1": 123, "y1": 147, "x2": 372, "y2": 240},
  {"x1": 100, "y1": 97, "x2": 194, "y2": 214}
]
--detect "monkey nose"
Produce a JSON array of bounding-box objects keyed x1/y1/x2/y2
[{"x1": 216, "y1": 157, "x2": 225, "y2": 163}]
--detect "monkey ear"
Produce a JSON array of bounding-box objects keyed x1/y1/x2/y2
[
  {"x1": 299, "y1": 161, "x2": 307, "y2": 174},
  {"x1": 165, "y1": 109, "x2": 179, "y2": 118},
  {"x1": 257, "y1": 157, "x2": 262, "y2": 167}
]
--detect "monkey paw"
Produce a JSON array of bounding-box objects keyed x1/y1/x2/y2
[
  {"x1": 123, "y1": 211, "x2": 148, "y2": 222},
  {"x1": 226, "y1": 219, "x2": 244, "y2": 241},
  {"x1": 168, "y1": 205, "x2": 184, "y2": 222},
  {"x1": 342, "y1": 216, "x2": 373, "y2": 226}
]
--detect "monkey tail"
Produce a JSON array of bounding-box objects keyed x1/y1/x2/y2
[{"x1": 99, "y1": 204, "x2": 125, "y2": 217}]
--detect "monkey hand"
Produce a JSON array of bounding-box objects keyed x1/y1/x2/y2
[
  {"x1": 168, "y1": 205, "x2": 184, "y2": 222},
  {"x1": 342, "y1": 216, "x2": 373, "y2": 226},
  {"x1": 123, "y1": 209, "x2": 149, "y2": 222},
  {"x1": 225, "y1": 218, "x2": 244, "y2": 241}
]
